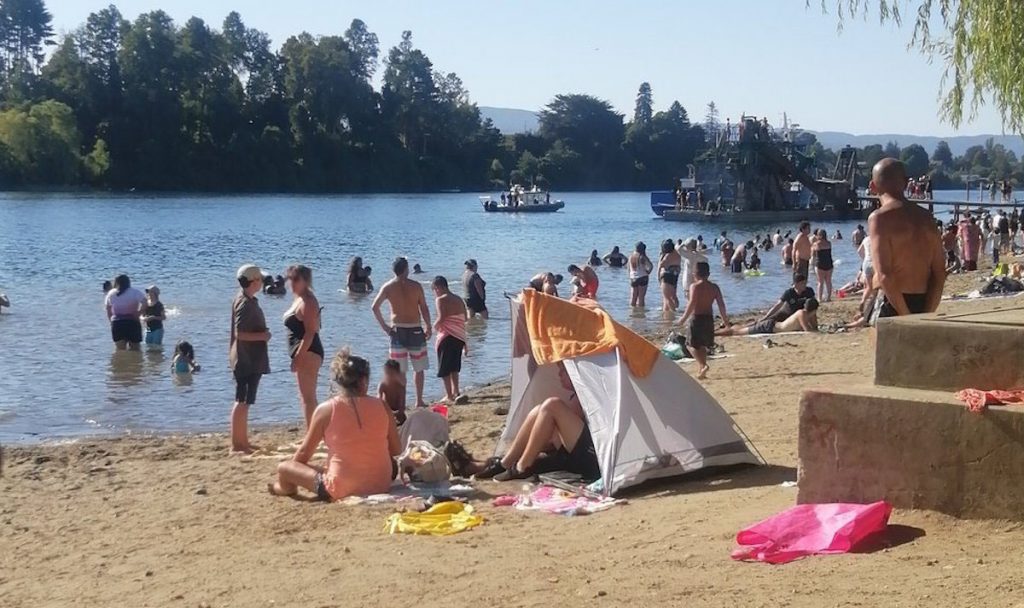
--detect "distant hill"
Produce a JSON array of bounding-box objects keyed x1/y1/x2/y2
[
  {"x1": 480, "y1": 106, "x2": 539, "y2": 134},
  {"x1": 810, "y1": 131, "x2": 1024, "y2": 157}
]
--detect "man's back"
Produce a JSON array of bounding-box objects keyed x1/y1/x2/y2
[
  {"x1": 690, "y1": 280, "x2": 719, "y2": 315},
  {"x1": 382, "y1": 278, "x2": 424, "y2": 324},
  {"x1": 870, "y1": 200, "x2": 940, "y2": 295},
  {"x1": 794, "y1": 233, "x2": 811, "y2": 260}
]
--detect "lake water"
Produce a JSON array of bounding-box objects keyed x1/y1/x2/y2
[{"x1": 0, "y1": 190, "x2": 974, "y2": 442}]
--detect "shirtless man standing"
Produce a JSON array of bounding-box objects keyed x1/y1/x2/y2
[
  {"x1": 372, "y1": 257, "x2": 432, "y2": 407},
  {"x1": 678, "y1": 262, "x2": 729, "y2": 380},
  {"x1": 793, "y1": 221, "x2": 812, "y2": 281},
  {"x1": 868, "y1": 158, "x2": 946, "y2": 317}
]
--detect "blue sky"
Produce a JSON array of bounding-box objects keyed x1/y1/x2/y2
[{"x1": 52, "y1": 0, "x2": 1008, "y2": 136}]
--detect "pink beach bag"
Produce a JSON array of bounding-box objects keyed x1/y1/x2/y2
[{"x1": 732, "y1": 501, "x2": 893, "y2": 565}]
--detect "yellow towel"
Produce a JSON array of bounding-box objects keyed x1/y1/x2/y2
[
  {"x1": 383, "y1": 502, "x2": 483, "y2": 536},
  {"x1": 522, "y1": 290, "x2": 659, "y2": 378}
]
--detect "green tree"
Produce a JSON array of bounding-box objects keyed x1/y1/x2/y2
[
  {"x1": 539, "y1": 93, "x2": 625, "y2": 188},
  {"x1": 703, "y1": 101, "x2": 720, "y2": 136},
  {"x1": 344, "y1": 18, "x2": 378, "y2": 81},
  {"x1": 633, "y1": 81, "x2": 653, "y2": 127},
  {"x1": 83, "y1": 137, "x2": 109, "y2": 182},
  {"x1": 824, "y1": 1, "x2": 1024, "y2": 132},
  {"x1": 883, "y1": 140, "x2": 901, "y2": 158},
  {"x1": 932, "y1": 140, "x2": 954, "y2": 168},
  {"x1": 899, "y1": 143, "x2": 930, "y2": 176},
  {"x1": 0, "y1": 0, "x2": 54, "y2": 98},
  {"x1": 0, "y1": 99, "x2": 81, "y2": 184}
]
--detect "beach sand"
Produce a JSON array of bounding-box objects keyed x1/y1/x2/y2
[{"x1": 4, "y1": 272, "x2": 1024, "y2": 607}]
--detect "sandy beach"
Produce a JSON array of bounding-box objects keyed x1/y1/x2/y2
[{"x1": 4, "y1": 272, "x2": 1024, "y2": 608}]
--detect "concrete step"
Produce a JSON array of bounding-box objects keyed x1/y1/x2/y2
[
  {"x1": 798, "y1": 384, "x2": 1024, "y2": 520},
  {"x1": 875, "y1": 305, "x2": 1024, "y2": 392}
]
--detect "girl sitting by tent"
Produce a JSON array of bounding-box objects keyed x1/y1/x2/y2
[{"x1": 476, "y1": 362, "x2": 599, "y2": 482}]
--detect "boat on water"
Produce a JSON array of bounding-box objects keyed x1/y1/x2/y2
[
  {"x1": 481, "y1": 186, "x2": 565, "y2": 213},
  {"x1": 662, "y1": 205, "x2": 871, "y2": 223},
  {"x1": 653, "y1": 114, "x2": 870, "y2": 223}
]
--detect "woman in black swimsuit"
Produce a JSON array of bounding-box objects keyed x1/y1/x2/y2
[
  {"x1": 658, "y1": 239, "x2": 682, "y2": 312},
  {"x1": 346, "y1": 256, "x2": 370, "y2": 293},
  {"x1": 285, "y1": 265, "x2": 324, "y2": 427},
  {"x1": 812, "y1": 230, "x2": 834, "y2": 302}
]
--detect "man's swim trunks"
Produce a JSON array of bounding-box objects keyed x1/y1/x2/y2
[
  {"x1": 689, "y1": 314, "x2": 715, "y2": 349},
  {"x1": 389, "y1": 325, "x2": 429, "y2": 373},
  {"x1": 877, "y1": 293, "x2": 928, "y2": 318}
]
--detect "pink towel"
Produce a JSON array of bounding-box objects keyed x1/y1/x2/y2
[
  {"x1": 732, "y1": 501, "x2": 892, "y2": 564},
  {"x1": 955, "y1": 388, "x2": 1024, "y2": 413},
  {"x1": 435, "y1": 315, "x2": 468, "y2": 348}
]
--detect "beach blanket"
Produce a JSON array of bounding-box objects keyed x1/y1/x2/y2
[
  {"x1": 732, "y1": 501, "x2": 892, "y2": 565},
  {"x1": 522, "y1": 289, "x2": 658, "y2": 377},
  {"x1": 494, "y1": 485, "x2": 621, "y2": 516},
  {"x1": 955, "y1": 388, "x2": 1024, "y2": 413},
  {"x1": 383, "y1": 501, "x2": 483, "y2": 536},
  {"x1": 338, "y1": 481, "x2": 474, "y2": 506}
]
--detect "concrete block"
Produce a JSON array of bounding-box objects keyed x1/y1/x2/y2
[
  {"x1": 875, "y1": 306, "x2": 1024, "y2": 392},
  {"x1": 799, "y1": 385, "x2": 1024, "y2": 520}
]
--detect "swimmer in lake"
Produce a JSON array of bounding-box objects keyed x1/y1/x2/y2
[{"x1": 603, "y1": 246, "x2": 627, "y2": 268}]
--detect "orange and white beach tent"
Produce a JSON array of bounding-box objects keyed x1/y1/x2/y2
[{"x1": 498, "y1": 290, "x2": 761, "y2": 496}]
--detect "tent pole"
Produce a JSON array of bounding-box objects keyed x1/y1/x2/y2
[{"x1": 733, "y1": 423, "x2": 768, "y2": 466}]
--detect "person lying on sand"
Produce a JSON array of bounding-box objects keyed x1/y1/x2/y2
[
  {"x1": 717, "y1": 298, "x2": 819, "y2": 337},
  {"x1": 269, "y1": 349, "x2": 401, "y2": 502},
  {"x1": 475, "y1": 362, "x2": 599, "y2": 483}
]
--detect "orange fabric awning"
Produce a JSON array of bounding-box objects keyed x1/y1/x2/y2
[{"x1": 521, "y1": 289, "x2": 659, "y2": 378}]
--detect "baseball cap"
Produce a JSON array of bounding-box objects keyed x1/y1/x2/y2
[
  {"x1": 145, "y1": 285, "x2": 160, "y2": 296},
  {"x1": 236, "y1": 264, "x2": 263, "y2": 283}
]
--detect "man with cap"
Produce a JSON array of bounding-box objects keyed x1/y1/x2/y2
[
  {"x1": 372, "y1": 257, "x2": 432, "y2": 408},
  {"x1": 229, "y1": 264, "x2": 272, "y2": 453},
  {"x1": 142, "y1": 285, "x2": 166, "y2": 346}
]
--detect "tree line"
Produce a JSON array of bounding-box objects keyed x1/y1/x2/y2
[
  {"x1": 806, "y1": 137, "x2": 1023, "y2": 190},
  {"x1": 0, "y1": 1, "x2": 710, "y2": 192},
  {"x1": 2, "y1": 1, "x2": 1017, "y2": 193}
]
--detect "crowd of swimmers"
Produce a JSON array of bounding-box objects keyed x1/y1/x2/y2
[{"x1": 88, "y1": 157, "x2": 997, "y2": 502}]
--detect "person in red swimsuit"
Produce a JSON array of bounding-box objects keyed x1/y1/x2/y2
[{"x1": 567, "y1": 264, "x2": 599, "y2": 299}]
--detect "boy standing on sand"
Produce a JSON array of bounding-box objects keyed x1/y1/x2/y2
[
  {"x1": 229, "y1": 264, "x2": 272, "y2": 453},
  {"x1": 678, "y1": 262, "x2": 729, "y2": 380},
  {"x1": 378, "y1": 360, "x2": 407, "y2": 425}
]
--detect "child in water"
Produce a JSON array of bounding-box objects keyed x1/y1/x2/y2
[
  {"x1": 377, "y1": 359, "x2": 406, "y2": 425},
  {"x1": 171, "y1": 341, "x2": 201, "y2": 374},
  {"x1": 748, "y1": 249, "x2": 762, "y2": 271},
  {"x1": 143, "y1": 285, "x2": 167, "y2": 346}
]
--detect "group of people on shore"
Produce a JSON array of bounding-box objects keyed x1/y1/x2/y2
[
  {"x1": 945, "y1": 208, "x2": 1023, "y2": 272},
  {"x1": 674, "y1": 158, "x2": 949, "y2": 378},
  {"x1": 224, "y1": 257, "x2": 488, "y2": 454}
]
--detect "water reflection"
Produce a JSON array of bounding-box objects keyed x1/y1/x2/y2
[{"x1": 107, "y1": 350, "x2": 145, "y2": 391}]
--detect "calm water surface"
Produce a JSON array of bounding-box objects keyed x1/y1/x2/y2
[{"x1": 3, "y1": 190, "x2": 972, "y2": 442}]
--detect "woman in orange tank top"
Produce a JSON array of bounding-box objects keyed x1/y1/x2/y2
[{"x1": 269, "y1": 349, "x2": 401, "y2": 501}]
